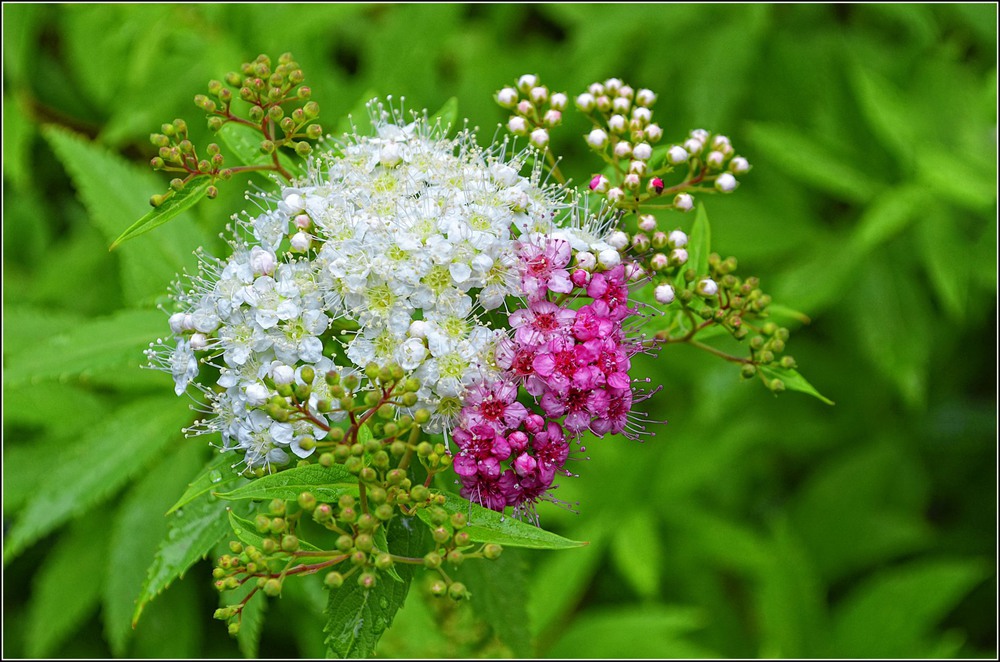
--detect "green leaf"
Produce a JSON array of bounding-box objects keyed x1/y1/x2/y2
[
  {"x1": 428, "y1": 96, "x2": 458, "y2": 133},
  {"x1": 2, "y1": 308, "x2": 168, "y2": 388},
  {"x1": 609, "y1": 508, "x2": 663, "y2": 599},
  {"x1": 167, "y1": 450, "x2": 246, "y2": 515},
  {"x1": 418, "y1": 494, "x2": 587, "y2": 550},
  {"x1": 334, "y1": 88, "x2": 381, "y2": 140},
  {"x1": 916, "y1": 209, "x2": 972, "y2": 322},
  {"x1": 747, "y1": 122, "x2": 883, "y2": 203},
  {"x1": 133, "y1": 491, "x2": 232, "y2": 626},
  {"x1": 829, "y1": 559, "x2": 987, "y2": 658},
  {"x1": 849, "y1": 62, "x2": 918, "y2": 164},
  {"x1": 915, "y1": 146, "x2": 997, "y2": 212},
  {"x1": 214, "y1": 464, "x2": 357, "y2": 503},
  {"x1": 757, "y1": 365, "x2": 835, "y2": 405},
  {"x1": 2, "y1": 396, "x2": 192, "y2": 564},
  {"x1": 216, "y1": 121, "x2": 303, "y2": 179},
  {"x1": 26, "y1": 520, "x2": 109, "y2": 657},
  {"x1": 41, "y1": 124, "x2": 208, "y2": 305},
  {"x1": 848, "y1": 185, "x2": 927, "y2": 254},
  {"x1": 110, "y1": 177, "x2": 211, "y2": 249},
  {"x1": 323, "y1": 515, "x2": 428, "y2": 658},
  {"x1": 454, "y1": 547, "x2": 533, "y2": 657},
  {"x1": 226, "y1": 508, "x2": 321, "y2": 552},
  {"x1": 221, "y1": 578, "x2": 268, "y2": 658},
  {"x1": 103, "y1": 441, "x2": 206, "y2": 656},
  {"x1": 687, "y1": 203, "x2": 711, "y2": 278},
  {"x1": 131, "y1": 573, "x2": 204, "y2": 658},
  {"x1": 547, "y1": 605, "x2": 715, "y2": 659}
]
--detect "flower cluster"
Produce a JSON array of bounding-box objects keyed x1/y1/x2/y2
[
  {"x1": 147, "y1": 103, "x2": 647, "y2": 491},
  {"x1": 451, "y1": 239, "x2": 654, "y2": 515}
]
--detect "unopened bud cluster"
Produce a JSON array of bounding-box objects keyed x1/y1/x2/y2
[
  {"x1": 496, "y1": 73, "x2": 568, "y2": 150},
  {"x1": 147, "y1": 53, "x2": 322, "y2": 207}
]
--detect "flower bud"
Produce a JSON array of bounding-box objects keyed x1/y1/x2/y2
[
  {"x1": 294, "y1": 214, "x2": 311, "y2": 230},
  {"x1": 549, "y1": 92, "x2": 568, "y2": 110},
  {"x1": 273, "y1": 364, "x2": 295, "y2": 385},
  {"x1": 542, "y1": 109, "x2": 562, "y2": 127},
  {"x1": 623, "y1": 173, "x2": 641, "y2": 190},
  {"x1": 589, "y1": 174, "x2": 610, "y2": 193},
  {"x1": 168, "y1": 313, "x2": 186, "y2": 335},
  {"x1": 697, "y1": 278, "x2": 719, "y2": 296},
  {"x1": 586, "y1": 129, "x2": 609, "y2": 149},
  {"x1": 654, "y1": 283, "x2": 676, "y2": 304},
  {"x1": 650, "y1": 253, "x2": 668, "y2": 271},
  {"x1": 628, "y1": 160, "x2": 647, "y2": 176},
  {"x1": 290, "y1": 231, "x2": 312, "y2": 252},
  {"x1": 613, "y1": 141, "x2": 632, "y2": 159},
  {"x1": 379, "y1": 142, "x2": 402, "y2": 167},
  {"x1": 598, "y1": 248, "x2": 622, "y2": 269},
  {"x1": 607, "y1": 230, "x2": 629, "y2": 250},
  {"x1": 595, "y1": 95, "x2": 612, "y2": 112},
  {"x1": 636, "y1": 88, "x2": 657, "y2": 107},
  {"x1": 507, "y1": 116, "x2": 528, "y2": 136},
  {"x1": 668, "y1": 230, "x2": 688, "y2": 247},
  {"x1": 648, "y1": 177, "x2": 665, "y2": 194},
  {"x1": 631, "y1": 106, "x2": 652, "y2": 124},
  {"x1": 517, "y1": 74, "x2": 538, "y2": 92},
  {"x1": 529, "y1": 86, "x2": 548, "y2": 104},
  {"x1": 683, "y1": 138, "x2": 704, "y2": 155},
  {"x1": 730, "y1": 156, "x2": 751, "y2": 174},
  {"x1": 608, "y1": 114, "x2": 627, "y2": 134},
  {"x1": 612, "y1": 96, "x2": 631, "y2": 114},
  {"x1": 575, "y1": 92, "x2": 596, "y2": 112},
  {"x1": 632, "y1": 142, "x2": 652, "y2": 161},
  {"x1": 674, "y1": 193, "x2": 694, "y2": 212},
  {"x1": 706, "y1": 150, "x2": 725, "y2": 169},
  {"x1": 607, "y1": 187, "x2": 625, "y2": 204},
  {"x1": 575, "y1": 251, "x2": 597, "y2": 271},
  {"x1": 529, "y1": 128, "x2": 549, "y2": 149},
  {"x1": 516, "y1": 99, "x2": 533, "y2": 116},
  {"x1": 250, "y1": 246, "x2": 277, "y2": 275},
  {"x1": 670, "y1": 248, "x2": 689, "y2": 265},
  {"x1": 283, "y1": 192, "x2": 305, "y2": 213},
  {"x1": 588, "y1": 82, "x2": 605, "y2": 96},
  {"x1": 638, "y1": 214, "x2": 657, "y2": 232},
  {"x1": 496, "y1": 87, "x2": 518, "y2": 108},
  {"x1": 715, "y1": 173, "x2": 738, "y2": 192},
  {"x1": 645, "y1": 123, "x2": 663, "y2": 142},
  {"x1": 604, "y1": 77, "x2": 623, "y2": 94},
  {"x1": 570, "y1": 268, "x2": 590, "y2": 287}
]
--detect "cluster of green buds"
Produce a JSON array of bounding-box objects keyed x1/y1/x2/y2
[
  {"x1": 147, "y1": 53, "x2": 322, "y2": 207},
  {"x1": 211, "y1": 361, "x2": 506, "y2": 630},
  {"x1": 495, "y1": 74, "x2": 568, "y2": 151}
]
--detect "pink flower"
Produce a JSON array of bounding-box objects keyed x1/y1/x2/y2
[
  {"x1": 460, "y1": 470, "x2": 517, "y2": 512},
  {"x1": 518, "y1": 239, "x2": 572, "y2": 300},
  {"x1": 452, "y1": 424, "x2": 512, "y2": 477},
  {"x1": 510, "y1": 300, "x2": 577, "y2": 346},
  {"x1": 590, "y1": 387, "x2": 634, "y2": 437},
  {"x1": 461, "y1": 380, "x2": 528, "y2": 433},
  {"x1": 571, "y1": 301, "x2": 616, "y2": 341}
]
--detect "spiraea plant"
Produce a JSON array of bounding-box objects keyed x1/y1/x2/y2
[{"x1": 128, "y1": 54, "x2": 831, "y2": 657}]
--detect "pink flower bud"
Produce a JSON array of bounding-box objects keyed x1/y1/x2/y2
[
  {"x1": 550, "y1": 92, "x2": 568, "y2": 110},
  {"x1": 628, "y1": 160, "x2": 647, "y2": 176},
  {"x1": 508, "y1": 116, "x2": 528, "y2": 135},
  {"x1": 514, "y1": 453, "x2": 537, "y2": 477},
  {"x1": 604, "y1": 77, "x2": 623, "y2": 93},
  {"x1": 613, "y1": 141, "x2": 632, "y2": 159},
  {"x1": 691, "y1": 128, "x2": 710, "y2": 142},
  {"x1": 575, "y1": 251, "x2": 597, "y2": 271},
  {"x1": 607, "y1": 187, "x2": 625, "y2": 204},
  {"x1": 293, "y1": 214, "x2": 311, "y2": 229},
  {"x1": 250, "y1": 246, "x2": 278, "y2": 275},
  {"x1": 638, "y1": 214, "x2": 657, "y2": 232},
  {"x1": 530, "y1": 128, "x2": 550, "y2": 149},
  {"x1": 650, "y1": 253, "x2": 669, "y2": 270},
  {"x1": 595, "y1": 95, "x2": 612, "y2": 112},
  {"x1": 649, "y1": 177, "x2": 665, "y2": 194},
  {"x1": 671, "y1": 248, "x2": 689, "y2": 265},
  {"x1": 706, "y1": 150, "x2": 725, "y2": 169},
  {"x1": 529, "y1": 86, "x2": 548, "y2": 104},
  {"x1": 645, "y1": 123, "x2": 663, "y2": 142},
  {"x1": 588, "y1": 82, "x2": 605, "y2": 96},
  {"x1": 589, "y1": 175, "x2": 609, "y2": 193},
  {"x1": 571, "y1": 268, "x2": 590, "y2": 287},
  {"x1": 619, "y1": 85, "x2": 634, "y2": 100},
  {"x1": 516, "y1": 100, "x2": 533, "y2": 116},
  {"x1": 623, "y1": 173, "x2": 641, "y2": 190},
  {"x1": 189, "y1": 333, "x2": 208, "y2": 351},
  {"x1": 543, "y1": 109, "x2": 562, "y2": 127},
  {"x1": 290, "y1": 231, "x2": 312, "y2": 252}
]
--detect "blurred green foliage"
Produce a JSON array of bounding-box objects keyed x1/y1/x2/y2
[{"x1": 3, "y1": 3, "x2": 996, "y2": 658}]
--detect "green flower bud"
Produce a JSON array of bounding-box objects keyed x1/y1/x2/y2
[
  {"x1": 261, "y1": 538, "x2": 277, "y2": 554},
  {"x1": 357, "y1": 513, "x2": 377, "y2": 531},
  {"x1": 359, "y1": 467, "x2": 378, "y2": 484},
  {"x1": 295, "y1": 141, "x2": 312, "y2": 157},
  {"x1": 336, "y1": 534, "x2": 354, "y2": 552},
  {"x1": 483, "y1": 543, "x2": 503, "y2": 560},
  {"x1": 740, "y1": 364, "x2": 757, "y2": 379},
  {"x1": 319, "y1": 452, "x2": 334, "y2": 467},
  {"x1": 448, "y1": 582, "x2": 468, "y2": 601},
  {"x1": 325, "y1": 571, "x2": 344, "y2": 588},
  {"x1": 358, "y1": 572, "x2": 377, "y2": 589},
  {"x1": 228, "y1": 622, "x2": 240, "y2": 636},
  {"x1": 453, "y1": 531, "x2": 470, "y2": 547},
  {"x1": 297, "y1": 491, "x2": 317, "y2": 511},
  {"x1": 339, "y1": 506, "x2": 357, "y2": 524},
  {"x1": 432, "y1": 527, "x2": 450, "y2": 544},
  {"x1": 447, "y1": 549, "x2": 464, "y2": 566},
  {"x1": 255, "y1": 514, "x2": 271, "y2": 533},
  {"x1": 263, "y1": 578, "x2": 282, "y2": 597},
  {"x1": 375, "y1": 504, "x2": 394, "y2": 521},
  {"x1": 345, "y1": 456, "x2": 363, "y2": 474},
  {"x1": 430, "y1": 580, "x2": 447, "y2": 597},
  {"x1": 281, "y1": 535, "x2": 299, "y2": 552}
]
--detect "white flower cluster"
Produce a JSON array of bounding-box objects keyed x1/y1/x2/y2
[{"x1": 147, "y1": 108, "x2": 576, "y2": 470}]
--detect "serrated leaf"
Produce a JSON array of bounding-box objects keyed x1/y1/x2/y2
[
  {"x1": 323, "y1": 515, "x2": 427, "y2": 658},
  {"x1": 216, "y1": 121, "x2": 303, "y2": 179},
  {"x1": 131, "y1": 573, "x2": 204, "y2": 658},
  {"x1": 830, "y1": 559, "x2": 987, "y2": 658},
  {"x1": 214, "y1": 464, "x2": 357, "y2": 503},
  {"x1": 747, "y1": 122, "x2": 882, "y2": 203},
  {"x1": 757, "y1": 364, "x2": 834, "y2": 405},
  {"x1": 168, "y1": 450, "x2": 246, "y2": 514},
  {"x1": 26, "y1": 521, "x2": 109, "y2": 657},
  {"x1": 110, "y1": 177, "x2": 211, "y2": 249},
  {"x1": 418, "y1": 493, "x2": 586, "y2": 550},
  {"x1": 226, "y1": 508, "x2": 321, "y2": 552},
  {"x1": 132, "y1": 491, "x2": 232, "y2": 626},
  {"x1": 3, "y1": 396, "x2": 192, "y2": 564},
  {"x1": 2, "y1": 308, "x2": 168, "y2": 388},
  {"x1": 40, "y1": 125, "x2": 208, "y2": 305},
  {"x1": 454, "y1": 547, "x2": 533, "y2": 657},
  {"x1": 104, "y1": 441, "x2": 206, "y2": 656}
]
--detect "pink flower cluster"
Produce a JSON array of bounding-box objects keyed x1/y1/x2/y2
[{"x1": 452, "y1": 238, "x2": 646, "y2": 514}]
